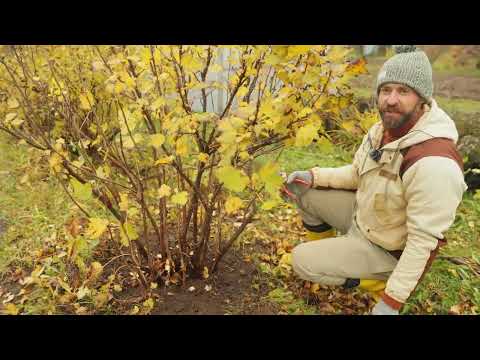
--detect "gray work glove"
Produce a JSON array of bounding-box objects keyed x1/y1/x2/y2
[
  {"x1": 282, "y1": 170, "x2": 313, "y2": 202},
  {"x1": 371, "y1": 299, "x2": 399, "y2": 315},
  {"x1": 286, "y1": 170, "x2": 313, "y2": 187}
]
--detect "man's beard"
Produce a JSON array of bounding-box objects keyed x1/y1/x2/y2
[{"x1": 379, "y1": 107, "x2": 417, "y2": 129}]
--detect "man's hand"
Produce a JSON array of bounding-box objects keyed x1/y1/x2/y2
[
  {"x1": 280, "y1": 170, "x2": 313, "y2": 203},
  {"x1": 371, "y1": 299, "x2": 399, "y2": 315},
  {"x1": 286, "y1": 170, "x2": 313, "y2": 187}
]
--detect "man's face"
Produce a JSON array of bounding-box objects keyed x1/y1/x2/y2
[{"x1": 378, "y1": 83, "x2": 423, "y2": 129}]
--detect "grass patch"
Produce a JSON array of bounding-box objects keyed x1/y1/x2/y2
[
  {"x1": 436, "y1": 97, "x2": 480, "y2": 115},
  {"x1": 0, "y1": 133, "x2": 109, "y2": 274},
  {"x1": 255, "y1": 144, "x2": 352, "y2": 175},
  {"x1": 0, "y1": 134, "x2": 71, "y2": 274},
  {"x1": 433, "y1": 49, "x2": 480, "y2": 78}
]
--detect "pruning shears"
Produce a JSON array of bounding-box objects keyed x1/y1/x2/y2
[{"x1": 280, "y1": 178, "x2": 311, "y2": 202}]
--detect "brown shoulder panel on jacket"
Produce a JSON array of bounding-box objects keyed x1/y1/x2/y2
[{"x1": 400, "y1": 138, "x2": 464, "y2": 179}]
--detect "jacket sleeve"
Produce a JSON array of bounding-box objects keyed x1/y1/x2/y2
[
  {"x1": 382, "y1": 156, "x2": 467, "y2": 308},
  {"x1": 310, "y1": 136, "x2": 367, "y2": 190}
]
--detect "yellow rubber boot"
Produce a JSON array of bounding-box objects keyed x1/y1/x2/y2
[
  {"x1": 358, "y1": 279, "x2": 386, "y2": 302},
  {"x1": 305, "y1": 228, "x2": 336, "y2": 241}
]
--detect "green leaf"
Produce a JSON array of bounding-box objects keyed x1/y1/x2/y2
[
  {"x1": 474, "y1": 189, "x2": 480, "y2": 200},
  {"x1": 216, "y1": 166, "x2": 249, "y2": 193},
  {"x1": 171, "y1": 191, "x2": 188, "y2": 206},
  {"x1": 120, "y1": 222, "x2": 139, "y2": 246},
  {"x1": 70, "y1": 178, "x2": 92, "y2": 202},
  {"x1": 317, "y1": 136, "x2": 333, "y2": 153},
  {"x1": 261, "y1": 199, "x2": 279, "y2": 211}
]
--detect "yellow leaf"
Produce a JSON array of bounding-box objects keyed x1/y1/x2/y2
[
  {"x1": 158, "y1": 72, "x2": 170, "y2": 82},
  {"x1": 279, "y1": 253, "x2": 292, "y2": 266},
  {"x1": 171, "y1": 191, "x2": 188, "y2": 206},
  {"x1": 142, "y1": 298, "x2": 155, "y2": 313},
  {"x1": 198, "y1": 152, "x2": 209, "y2": 163},
  {"x1": 88, "y1": 262, "x2": 104, "y2": 282},
  {"x1": 114, "y1": 82, "x2": 125, "y2": 94},
  {"x1": 341, "y1": 120, "x2": 356, "y2": 133},
  {"x1": 347, "y1": 58, "x2": 368, "y2": 75},
  {"x1": 114, "y1": 284, "x2": 123, "y2": 292},
  {"x1": 119, "y1": 193, "x2": 129, "y2": 212},
  {"x1": 215, "y1": 166, "x2": 249, "y2": 193},
  {"x1": 158, "y1": 184, "x2": 172, "y2": 198},
  {"x1": 149, "y1": 134, "x2": 165, "y2": 148},
  {"x1": 79, "y1": 91, "x2": 94, "y2": 111},
  {"x1": 130, "y1": 305, "x2": 140, "y2": 315},
  {"x1": 151, "y1": 97, "x2": 166, "y2": 111},
  {"x1": 239, "y1": 151, "x2": 250, "y2": 161},
  {"x1": 5, "y1": 113, "x2": 17, "y2": 123},
  {"x1": 76, "y1": 286, "x2": 90, "y2": 300},
  {"x1": 155, "y1": 156, "x2": 175, "y2": 166},
  {"x1": 181, "y1": 53, "x2": 202, "y2": 72},
  {"x1": 70, "y1": 178, "x2": 92, "y2": 201},
  {"x1": 449, "y1": 304, "x2": 462, "y2": 315},
  {"x1": 295, "y1": 123, "x2": 319, "y2": 147},
  {"x1": 326, "y1": 46, "x2": 352, "y2": 63},
  {"x1": 310, "y1": 283, "x2": 320, "y2": 294},
  {"x1": 258, "y1": 162, "x2": 284, "y2": 195},
  {"x1": 20, "y1": 173, "x2": 29, "y2": 184},
  {"x1": 298, "y1": 107, "x2": 313, "y2": 119},
  {"x1": 236, "y1": 86, "x2": 248, "y2": 99},
  {"x1": 122, "y1": 133, "x2": 143, "y2": 149},
  {"x1": 202, "y1": 267, "x2": 209, "y2": 279},
  {"x1": 175, "y1": 137, "x2": 189, "y2": 156},
  {"x1": 49, "y1": 153, "x2": 63, "y2": 172},
  {"x1": 287, "y1": 45, "x2": 311, "y2": 58},
  {"x1": 7, "y1": 98, "x2": 19, "y2": 109},
  {"x1": 277, "y1": 70, "x2": 289, "y2": 83},
  {"x1": 2, "y1": 303, "x2": 19, "y2": 315},
  {"x1": 86, "y1": 218, "x2": 109, "y2": 239},
  {"x1": 150, "y1": 282, "x2": 158, "y2": 289},
  {"x1": 225, "y1": 196, "x2": 244, "y2": 215}
]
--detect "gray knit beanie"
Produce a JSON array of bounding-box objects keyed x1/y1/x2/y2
[{"x1": 376, "y1": 45, "x2": 433, "y2": 103}]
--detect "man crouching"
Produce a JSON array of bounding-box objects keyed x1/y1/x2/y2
[{"x1": 286, "y1": 45, "x2": 467, "y2": 315}]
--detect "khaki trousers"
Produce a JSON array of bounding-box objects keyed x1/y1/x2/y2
[{"x1": 291, "y1": 188, "x2": 398, "y2": 286}]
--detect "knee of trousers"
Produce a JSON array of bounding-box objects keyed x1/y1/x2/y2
[{"x1": 291, "y1": 243, "x2": 345, "y2": 286}]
